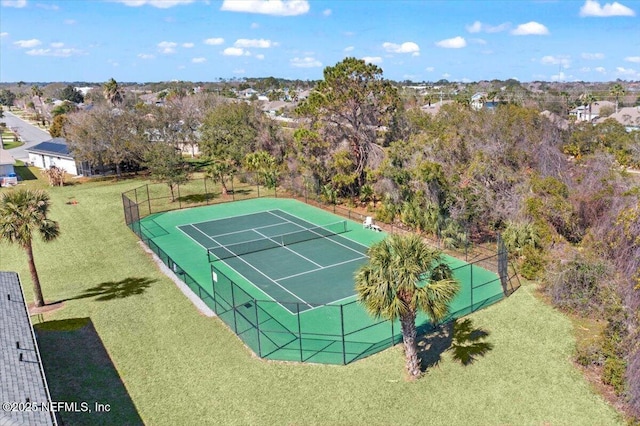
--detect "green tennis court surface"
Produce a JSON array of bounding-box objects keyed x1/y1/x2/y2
[
  {"x1": 135, "y1": 198, "x2": 506, "y2": 364},
  {"x1": 178, "y1": 209, "x2": 370, "y2": 313}
]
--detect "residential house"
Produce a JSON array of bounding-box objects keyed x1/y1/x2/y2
[
  {"x1": 26, "y1": 138, "x2": 94, "y2": 176},
  {"x1": 569, "y1": 100, "x2": 615, "y2": 122},
  {"x1": 596, "y1": 106, "x2": 640, "y2": 131},
  {"x1": 0, "y1": 147, "x2": 17, "y2": 186}
]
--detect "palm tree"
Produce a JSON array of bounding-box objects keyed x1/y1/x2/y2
[
  {"x1": 609, "y1": 83, "x2": 625, "y2": 114},
  {"x1": 103, "y1": 78, "x2": 123, "y2": 106},
  {"x1": 205, "y1": 158, "x2": 236, "y2": 196},
  {"x1": 579, "y1": 93, "x2": 598, "y2": 122},
  {"x1": 355, "y1": 233, "x2": 460, "y2": 379},
  {"x1": 0, "y1": 189, "x2": 60, "y2": 307}
]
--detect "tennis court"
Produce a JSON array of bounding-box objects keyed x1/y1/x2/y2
[
  {"x1": 178, "y1": 209, "x2": 370, "y2": 313},
  {"x1": 129, "y1": 197, "x2": 507, "y2": 364}
]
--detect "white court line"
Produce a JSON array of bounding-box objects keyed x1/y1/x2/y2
[
  {"x1": 275, "y1": 256, "x2": 368, "y2": 282},
  {"x1": 182, "y1": 209, "x2": 280, "y2": 227},
  {"x1": 267, "y1": 210, "x2": 368, "y2": 258},
  {"x1": 187, "y1": 224, "x2": 313, "y2": 309},
  {"x1": 252, "y1": 228, "x2": 324, "y2": 269},
  {"x1": 193, "y1": 220, "x2": 293, "y2": 241}
]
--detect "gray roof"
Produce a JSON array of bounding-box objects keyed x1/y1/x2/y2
[
  {"x1": 0, "y1": 272, "x2": 56, "y2": 426},
  {"x1": 26, "y1": 139, "x2": 73, "y2": 159}
]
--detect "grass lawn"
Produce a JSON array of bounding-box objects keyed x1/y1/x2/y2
[{"x1": 0, "y1": 177, "x2": 624, "y2": 425}]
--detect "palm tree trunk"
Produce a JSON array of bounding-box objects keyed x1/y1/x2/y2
[
  {"x1": 25, "y1": 239, "x2": 45, "y2": 307},
  {"x1": 400, "y1": 310, "x2": 420, "y2": 379}
]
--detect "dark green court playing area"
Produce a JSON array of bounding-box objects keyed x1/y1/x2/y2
[
  {"x1": 135, "y1": 198, "x2": 506, "y2": 364},
  {"x1": 179, "y1": 209, "x2": 370, "y2": 313}
]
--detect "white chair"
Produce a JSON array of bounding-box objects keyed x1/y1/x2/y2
[{"x1": 363, "y1": 216, "x2": 373, "y2": 229}]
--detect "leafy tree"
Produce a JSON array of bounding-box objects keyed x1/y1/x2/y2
[
  {"x1": 296, "y1": 57, "x2": 399, "y2": 194},
  {"x1": 355, "y1": 233, "x2": 460, "y2": 379},
  {"x1": 103, "y1": 78, "x2": 124, "y2": 106},
  {"x1": 243, "y1": 150, "x2": 278, "y2": 189},
  {"x1": 0, "y1": 189, "x2": 60, "y2": 307},
  {"x1": 51, "y1": 100, "x2": 77, "y2": 117},
  {"x1": 0, "y1": 89, "x2": 16, "y2": 106},
  {"x1": 59, "y1": 85, "x2": 85, "y2": 104},
  {"x1": 49, "y1": 114, "x2": 68, "y2": 138},
  {"x1": 199, "y1": 102, "x2": 261, "y2": 164},
  {"x1": 143, "y1": 143, "x2": 191, "y2": 202},
  {"x1": 65, "y1": 106, "x2": 147, "y2": 176},
  {"x1": 206, "y1": 158, "x2": 236, "y2": 196},
  {"x1": 579, "y1": 93, "x2": 598, "y2": 122}
]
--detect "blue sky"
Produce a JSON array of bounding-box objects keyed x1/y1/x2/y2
[{"x1": 1, "y1": 0, "x2": 639, "y2": 83}]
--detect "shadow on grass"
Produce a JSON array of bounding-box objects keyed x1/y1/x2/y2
[
  {"x1": 61, "y1": 277, "x2": 156, "y2": 303},
  {"x1": 35, "y1": 318, "x2": 144, "y2": 426},
  {"x1": 418, "y1": 318, "x2": 493, "y2": 371},
  {"x1": 14, "y1": 165, "x2": 38, "y2": 181},
  {"x1": 176, "y1": 192, "x2": 218, "y2": 204}
]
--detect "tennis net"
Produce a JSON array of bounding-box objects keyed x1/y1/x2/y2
[{"x1": 207, "y1": 221, "x2": 348, "y2": 262}]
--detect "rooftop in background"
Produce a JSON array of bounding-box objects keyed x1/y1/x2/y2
[
  {"x1": 26, "y1": 138, "x2": 72, "y2": 159},
  {"x1": 0, "y1": 271, "x2": 56, "y2": 426}
]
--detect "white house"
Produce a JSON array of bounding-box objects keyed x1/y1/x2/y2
[
  {"x1": 0, "y1": 147, "x2": 17, "y2": 187},
  {"x1": 26, "y1": 138, "x2": 92, "y2": 176}
]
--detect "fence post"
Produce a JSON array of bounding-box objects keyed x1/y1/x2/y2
[
  {"x1": 210, "y1": 264, "x2": 217, "y2": 314},
  {"x1": 146, "y1": 184, "x2": 151, "y2": 215},
  {"x1": 470, "y1": 264, "x2": 474, "y2": 313},
  {"x1": 230, "y1": 282, "x2": 238, "y2": 333},
  {"x1": 297, "y1": 303, "x2": 303, "y2": 362},
  {"x1": 340, "y1": 305, "x2": 347, "y2": 365},
  {"x1": 254, "y1": 301, "x2": 262, "y2": 357},
  {"x1": 204, "y1": 177, "x2": 209, "y2": 205}
]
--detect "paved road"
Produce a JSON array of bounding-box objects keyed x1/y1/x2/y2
[{"x1": 1, "y1": 110, "x2": 52, "y2": 161}]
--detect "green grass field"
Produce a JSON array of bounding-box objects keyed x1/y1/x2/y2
[{"x1": 0, "y1": 177, "x2": 624, "y2": 425}]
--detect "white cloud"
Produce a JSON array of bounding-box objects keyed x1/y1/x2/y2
[
  {"x1": 138, "y1": 53, "x2": 155, "y2": 59},
  {"x1": 466, "y1": 21, "x2": 482, "y2": 33},
  {"x1": 322, "y1": 8, "x2": 331, "y2": 16},
  {"x1": 1, "y1": 0, "x2": 27, "y2": 8},
  {"x1": 595, "y1": 66, "x2": 607, "y2": 73},
  {"x1": 0, "y1": 32, "x2": 8, "y2": 37},
  {"x1": 362, "y1": 56, "x2": 382, "y2": 64},
  {"x1": 158, "y1": 41, "x2": 178, "y2": 54},
  {"x1": 64, "y1": 19, "x2": 76, "y2": 25},
  {"x1": 470, "y1": 38, "x2": 487, "y2": 45},
  {"x1": 113, "y1": 0, "x2": 195, "y2": 8},
  {"x1": 511, "y1": 21, "x2": 549, "y2": 35},
  {"x1": 221, "y1": 0, "x2": 310, "y2": 16},
  {"x1": 581, "y1": 52, "x2": 604, "y2": 60},
  {"x1": 290, "y1": 56, "x2": 322, "y2": 68},
  {"x1": 182, "y1": 42, "x2": 194, "y2": 48},
  {"x1": 465, "y1": 21, "x2": 510, "y2": 33},
  {"x1": 233, "y1": 68, "x2": 246, "y2": 74},
  {"x1": 204, "y1": 37, "x2": 224, "y2": 45},
  {"x1": 50, "y1": 42, "x2": 64, "y2": 48},
  {"x1": 255, "y1": 53, "x2": 265, "y2": 60},
  {"x1": 541, "y1": 55, "x2": 571, "y2": 68},
  {"x1": 382, "y1": 41, "x2": 420, "y2": 55},
  {"x1": 26, "y1": 48, "x2": 83, "y2": 57},
  {"x1": 14, "y1": 39, "x2": 41, "y2": 48},
  {"x1": 234, "y1": 38, "x2": 276, "y2": 48},
  {"x1": 550, "y1": 71, "x2": 567, "y2": 81},
  {"x1": 625, "y1": 56, "x2": 640, "y2": 63},
  {"x1": 223, "y1": 47, "x2": 248, "y2": 56},
  {"x1": 36, "y1": 3, "x2": 58, "y2": 10},
  {"x1": 344, "y1": 46, "x2": 354, "y2": 52},
  {"x1": 435, "y1": 36, "x2": 466, "y2": 49},
  {"x1": 580, "y1": 67, "x2": 591, "y2": 72},
  {"x1": 442, "y1": 73, "x2": 451, "y2": 78},
  {"x1": 192, "y1": 57, "x2": 206, "y2": 63},
  {"x1": 426, "y1": 67, "x2": 435, "y2": 72},
  {"x1": 579, "y1": 0, "x2": 635, "y2": 17},
  {"x1": 251, "y1": 22, "x2": 260, "y2": 29},
  {"x1": 615, "y1": 66, "x2": 639, "y2": 78}
]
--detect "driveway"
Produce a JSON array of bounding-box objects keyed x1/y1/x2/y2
[{"x1": 1, "y1": 110, "x2": 52, "y2": 161}]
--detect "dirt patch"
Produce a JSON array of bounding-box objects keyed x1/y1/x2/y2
[{"x1": 28, "y1": 300, "x2": 65, "y2": 315}]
